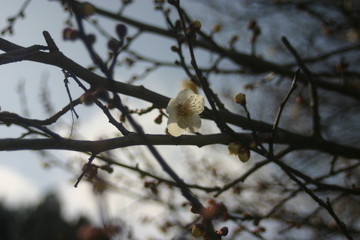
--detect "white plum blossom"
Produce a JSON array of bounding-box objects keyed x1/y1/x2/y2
[{"x1": 166, "y1": 89, "x2": 205, "y2": 137}]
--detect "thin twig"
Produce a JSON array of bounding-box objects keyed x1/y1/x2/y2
[
  {"x1": 69, "y1": 73, "x2": 131, "y2": 136},
  {"x1": 271, "y1": 157, "x2": 354, "y2": 240},
  {"x1": 282, "y1": 37, "x2": 321, "y2": 138},
  {"x1": 70, "y1": 0, "x2": 204, "y2": 213},
  {"x1": 215, "y1": 147, "x2": 292, "y2": 197},
  {"x1": 74, "y1": 153, "x2": 96, "y2": 187},
  {"x1": 1, "y1": 0, "x2": 31, "y2": 35},
  {"x1": 173, "y1": 1, "x2": 235, "y2": 138},
  {"x1": 96, "y1": 154, "x2": 221, "y2": 192},
  {"x1": 269, "y1": 69, "x2": 299, "y2": 154},
  {"x1": 62, "y1": 70, "x2": 79, "y2": 136},
  {"x1": 32, "y1": 99, "x2": 82, "y2": 125}
]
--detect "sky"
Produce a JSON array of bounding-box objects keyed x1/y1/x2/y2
[
  {"x1": 0, "y1": 0, "x2": 235, "y2": 238},
  {"x1": 0, "y1": 0, "x2": 171, "y2": 222},
  {"x1": 3, "y1": 1, "x2": 355, "y2": 239},
  {"x1": 0, "y1": 1, "x2": 283, "y2": 239}
]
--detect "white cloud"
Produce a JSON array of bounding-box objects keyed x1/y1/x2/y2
[
  {"x1": 57, "y1": 182, "x2": 99, "y2": 223},
  {"x1": 0, "y1": 166, "x2": 41, "y2": 207}
]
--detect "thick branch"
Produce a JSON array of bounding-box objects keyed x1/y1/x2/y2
[
  {"x1": 0, "y1": 36, "x2": 295, "y2": 133},
  {"x1": 0, "y1": 37, "x2": 359, "y2": 159},
  {"x1": 0, "y1": 133, "x2": 359, "y2": 159}
]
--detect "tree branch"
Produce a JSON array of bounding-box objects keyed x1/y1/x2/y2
[
  {"x1": 92, "y1": 4, "x2": 360, "y2": 101},
  {"x1": 282, "y1": 37, "x2": 322, "y2": 138}
]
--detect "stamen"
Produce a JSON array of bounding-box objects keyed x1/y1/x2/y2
[{"x1": 177, "y1": 104, "x2": 191, "y2": 116}]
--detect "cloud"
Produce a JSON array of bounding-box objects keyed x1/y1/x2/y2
[
  {"x1": 57, "y1": 182, "x2": 99, "y2": 223},
  {"x1": 0, "y1": 166, "x2": 41, "y2": 207}
]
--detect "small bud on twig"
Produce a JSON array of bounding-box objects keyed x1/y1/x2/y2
[
  {"x1": 238, "y1": 148, "x2": 250, "y2": 163},
  {"x1": 211, "y1": 24, "x2": 221, "y2": 33},
  {"x1": 189, "y1": 20, "x2": 202, "y2": 33},
  {"x1": 116, "y1": 24, "x2": 128, "y2": 39},
  {"x1": 79, "y1": 2, "x2": 96, "y2": 17},
  {"x1": 233, "y1": 92, "x2": 246, "y2": 105},
  {"x1": 228, "y1": 142, "x2": 242, "y2": 155},
  {"x1": 63, "y1": 28, "x2": 79, "y2": 41},
  {"x1": 216, "y1": 226, "x2": 229, "y2": 236},
  {"x1": 107, "y1": 38, "x2": 122, "y2": 52},
  {"x1": 80, "y1": 91, "x2": 96, "y2": 105}
]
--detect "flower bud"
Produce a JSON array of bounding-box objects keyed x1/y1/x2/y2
[
  {"x1": 107, "y1": 38, "x2": 122, "y2": 52},
  {"x1": 63, "y1": 28, "x2": 79, "y2": 41},
  {"x1": 119, "y1": 114, "x2": 126, "y2": 122},
  {"x1": 212, "y1": 24, "x2": 221, "y2": 33},
  {"x1": 238, "y1": 149, "x2": 250, "y2": 163},
  {"x1": 181, "y1": 80, "x2": 197, "y2": 93},
  {"x1": 228, "y1": 142, "x2": 241, "y2": 155},
  {"x1": 233, "y1": 92, "x2": 246, "y2": 105},
  {"x1": 79, "y1": 2, "x2": 96, "y2": 17},
  {"x1": 116, "y1": 24, "x2": 128, "y2": 39},
  {"x1": 170, "y1": 45, "x2": 179, "y2": 52},
  {"x1": 80, "y1": 91, "x2": 96, "y2": 105},
  {"x1": 189, "y1": 20, "x2": 201, "y2": 33},
  {"x1": 216, "y1": 226, "x2": 229, "y2": 236}
]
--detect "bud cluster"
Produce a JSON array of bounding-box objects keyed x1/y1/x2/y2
[
  {"x1": 107, "y1": 24, "x2": 128, "y2": 52},
  {"x1": 189, "y1": 199, "x2": 230, "y2": 238},
  {"x1": 185, "y1": 20, "x2": 202, "y2": 41},
  {"x1": 228, "y1": 142, "x2": 250, "y2": 163},
  {"x1": 62, "y1": 27, "x2": 96, "y2": 46}
]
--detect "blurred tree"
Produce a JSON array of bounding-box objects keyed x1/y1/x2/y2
[
  {"x1": 0, "y1": 0, "x2": 359, "y2": 239},
  {"x1": 0, "y1": 193, "x2": 89, "y2": 240}
]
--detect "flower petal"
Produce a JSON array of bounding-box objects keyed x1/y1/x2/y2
[
  {"x1": 176, "y1": 89, "x2": 195, "y2": 105},
  {"x1": 177, "y1": 116, "x2": 191, "y2": 129},
  {"x1": 167, "y1": 115, "x2": 186, "y2": 136},
  {"x1": 186, "y1": 114, "x2": 201, "y2": 133},
  {"x1": 167, "y1": 122, "x2": 185, "y2": 137},
  {"x1": 166, "y1": 89, "x2": 204, "y2": 136},
  {"x1": 188, "y1": 94, "x2": 204, "y2": 114},
  {"x1": 166, "y1": 98, "x2": 178, "y2": 115}
]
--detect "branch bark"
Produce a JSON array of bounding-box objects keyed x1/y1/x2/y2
[{"x1": 0, "y1": 133, "x2": 359, "y2": 159}]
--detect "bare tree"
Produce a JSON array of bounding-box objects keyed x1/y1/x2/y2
[{"x1": 0, "y1": 0, "x2": 359, "y2": 239}]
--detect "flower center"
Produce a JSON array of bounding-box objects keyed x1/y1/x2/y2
[{"x1": 177, "y1": 104, "x2": 191, "y2": 117}]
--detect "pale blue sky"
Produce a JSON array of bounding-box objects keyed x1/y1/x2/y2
[
  {"x1": 0, "y1": 0, "x2": 179, "y2": 189},
  {"x1": 0, "y1": 0, "x2": 223, "y2": 231},
  {"x1": 0, "y1": 0, "x2": 171, "y2": 208}
]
